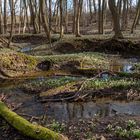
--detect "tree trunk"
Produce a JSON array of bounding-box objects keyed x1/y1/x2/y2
[
  {"x1": 64, "y1": 0, "x2": 68, "y2": 33},
  {"x1": 23, "y1": 0, "x2": 30, "y2": 33},
  {"x1": 89, "y1": 0, "x2": 93, "y2": 22},
  {"x1": 7, "y1": 0, "x2": 14, "y2": 47},
  {"x1": 101, "y1": 0, "x2": 105, "y2": 34},
  {"x1": 98, "y1": 0, "x2": 101, "y2": 34},
  {"x1": 122, "y1": 0, "x2": 128, "y2": 30},
  {"x1": 75, "y1": 0, "x2": 83, "y2": 37},
  {"x1": 29, "y1": 0, "x2": 39, "y2": 34},
  {"x1": 49, "y1": 0, "x2": 52, "y2": 31},
  {"x1": 4, "y1": 0, "x2": 7, "y2": 34},
  {"x1": 60, "y1": 0, "x2": 63, "y2": 38},
  {"x1": 93, "y1": 0, "x2": 97, "y2": 22},
  {"x1": 0, "y1": 0, "x2": 3, "y2": 34},
  {"x1": 18, "y1": 0, "x2": 22, "y2": 34},
  {"x1": 72, "y1": 0, "x2": 77, "y2": 34},
  {"x1": 108, "y1": 0, "x2": 123, "y2": 39},
  {"x1": 40, "y1": 0, "x2": 51, "y2": 44},
  {"x1": 131, "y1": 0, "x2": 140, "y2": 33}
]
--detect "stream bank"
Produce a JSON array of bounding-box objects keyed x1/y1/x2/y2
[{"x1": 0, "y1": 35, "x2": 140, "y2": 140}]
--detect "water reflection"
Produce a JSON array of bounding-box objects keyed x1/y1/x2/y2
[
  {"x1": 45, "y1": 101, "x2": 140, "y2": 122},
  {"x1": 108, "y1": 55, "x2": 139, "y2": 73},
  {"x1": 123, "y1": 64, "x2": 133, "y2": 73}
]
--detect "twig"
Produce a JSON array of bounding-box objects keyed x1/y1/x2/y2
[
  {"x1": 18, "y1": 113, "x2": 40, "y2": 120},
  {"x1": 40, "y1": 71, "x2": 114, "y2": 102}
]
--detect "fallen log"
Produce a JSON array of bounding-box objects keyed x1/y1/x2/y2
[{"x1": 0, "y1": 101, "x2": 68, "y2": 140}]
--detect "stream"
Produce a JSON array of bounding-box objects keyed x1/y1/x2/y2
[{"x1": 0, "y1": 55, "x2": 140, "y2": 123}]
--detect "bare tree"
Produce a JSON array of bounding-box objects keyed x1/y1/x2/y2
[
  {"x1": 40, "y1": 0, "x2": 51, "y2": 44},
  {"x1": 75, "y1": 0, "x2": 83, "y2": 37},
  {"x1": 60, "y1": 0, "x2": 63, "y2": 38},
  {"x1": 8, "y1": 0, "x2": 14, "y2": 47},
  {"x1": 131, "y1": 0, "x2": 140, "y2": 33},
  {"x1": 108, "y1": 0, "x2": 123, "y2": 39},
  {"x1": 4, "y1": 0, "x2": 7, "y2": 34},
  {"x1": 0, "y1": 0, "x2": 3, "y2": 34}
]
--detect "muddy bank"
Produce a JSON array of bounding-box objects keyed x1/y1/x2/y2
[
  {"x1": 9, "y1": 34, "x2": 57, "y2": 45},
  {"x1": 0, "y1": 35, "x2": 140, "y2": 140},
  {"x1": 0, "y1": 75, "x2": 140, "y2": 140},
  {"x1": 52, "y1": 38, "x2": 140, "y2": 55},
  {"x1": 3, "y1": 34, "x2": 140, "y2": 56},
  {"x1": 39, "y1": 87, "x2": 140, "y2": 102}
]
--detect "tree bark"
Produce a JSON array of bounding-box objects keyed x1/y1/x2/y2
[
  {"x1": 40, "y1": 0, "x2": 51, "y2": 44},
  {"x1": 29, "y1": 0, "x2": 39, "y2": 34},
  {"x1": 72, "y1": 0, "x2": 77, "y2": 34},
  {"x1": 131, "y1": 0, "x2": 140, "y2": 33},
  {"x1": 0, "y1": 0, "x2": 3, "y2": 34},
  {"x1": 75, "y1": 0, "x2": 83, "y2": 37},
  {"x1": 108, "y1": 0, "x2": 123, "y2": 39},
  {"x1": 60, "y1": 0, "x2": 64, "y2": 38},
  {"x1": 4, "y1": 0, "x2": 7, "y2": 34},
  {"x1": 93, "y1": 0, "x2": 97, "y2": 22},
  {"x1": 49, "y1": 0, "x2": 52, "y2": 31},
  {"x1": 7, "y1": 0, "x2": 14, "y2": 47}
]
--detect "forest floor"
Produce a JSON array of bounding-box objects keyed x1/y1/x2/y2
[{"x1": 0, "y1": 34, "x2": 140, "y2": 140}]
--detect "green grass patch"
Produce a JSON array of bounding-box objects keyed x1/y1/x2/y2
[
  {"x1": 38, "y1": 52, "x2": 110, "y2": 70},
  {"x1": 84, "y1": 78, "x2": 140, "y2": 91}
]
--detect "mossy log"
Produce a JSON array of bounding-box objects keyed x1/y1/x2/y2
[{"x1": 0, "y1": 101, "x2": 68, "y2": 140}]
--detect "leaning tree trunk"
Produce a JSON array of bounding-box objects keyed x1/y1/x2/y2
[
  {"x1": 131, "y1": 0, "x2": 140, "y2": 33},
  {"x1": 40, "y1": 0, "x2": 51, "y2": 44},
  {"x1": 108, "y1": 0, "x2": 123, "y2": 39},
  {"x1": 0, "y1": 101, "x2": 68, "y2": 140}
]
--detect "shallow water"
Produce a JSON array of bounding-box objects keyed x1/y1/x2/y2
[
  {"x1": 0, "y1": 55, "x2": 140, "y2": 122},
  {"x1": 1, "y1": 76, "x2": 140, "y2": 123},
  {"x1": 43, "y1": 101, "x2": 140, "y2": 122},
  {"x1": 108, "y1": 55, "x2": 139, "y2": 73}
]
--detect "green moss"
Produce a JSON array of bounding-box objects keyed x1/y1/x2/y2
[
  {"x1": 38, "y1": 52, "x2": 110, "y2": 70},
  {"x1": 0, "y1": 49, "x2": 38, "y2": 77},
  {"x1": 0, "y1": 101, "x2": 68, "y2": 140},
  {"x1": 17, "y1": 53, "x2": 37, "y2": 69}
]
